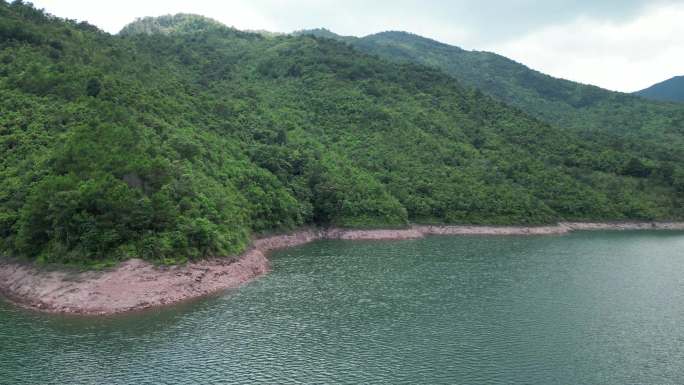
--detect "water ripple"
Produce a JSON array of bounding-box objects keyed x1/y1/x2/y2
[{"x1": 2, "y1": 231, "x2": 684, "y2": 384}]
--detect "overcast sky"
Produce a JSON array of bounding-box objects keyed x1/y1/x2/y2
[{"x1": 29, "y1": 0, "x2": 684, "y2": 92}]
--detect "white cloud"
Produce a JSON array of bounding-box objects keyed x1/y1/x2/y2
[
  {"x1": 485, "y1": 2, "x2": 684, "y2": 92},
  {"x1": 30, "y1": 0, "x2": 278, "y2": 33}
]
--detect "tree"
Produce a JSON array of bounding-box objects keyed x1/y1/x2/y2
[
  {"x1": 86, "y1": 78, "x2": 101, "y2": 97},
  {"x1": 623, "y1": 157, "x2": 651, "y2": 178}
]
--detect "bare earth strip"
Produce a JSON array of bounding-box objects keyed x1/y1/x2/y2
[{"x1": 1, "y1": 223, "x2": 683, "y2": 315}]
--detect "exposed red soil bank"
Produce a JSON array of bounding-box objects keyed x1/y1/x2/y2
[{"x1": 1, "y1": 223, "x2": 683, "y2": 315}]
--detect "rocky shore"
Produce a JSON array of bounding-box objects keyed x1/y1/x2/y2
[{"x1": 1, "y1": 222, "x2": 683, "y2": 315}]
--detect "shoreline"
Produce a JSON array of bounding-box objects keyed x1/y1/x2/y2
[{"x1": 1, "y1": 221, "x2": 683, "y2": 316}]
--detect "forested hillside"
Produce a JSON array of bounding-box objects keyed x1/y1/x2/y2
[
  {"x1": 299, "y1": 29, "x2": 684, "y2": 183},
  {"x1": 1, "y1": 3, "x2": 682, "y2": 265},
  {"x1": 636, "y1": 76, "x2": 684, "y2": 103}
]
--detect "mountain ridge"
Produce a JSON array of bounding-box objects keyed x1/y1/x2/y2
[
  {"x1": 295, "y1": 27, "x2": 684, "y2": 183},
  {"x1": 636, "y1": 76, "x2": 684, "y2": 103}
]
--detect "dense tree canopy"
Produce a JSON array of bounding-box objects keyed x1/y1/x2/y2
[
  {"x1": 636, "y1": 76, "x2": 684, "y2": 103},
  {"x1": 1, "y1": 3, "x2": 682, "y2": 265},
  {"x1": 300, "y1": 29, "x2": 684, "y2": 189}
]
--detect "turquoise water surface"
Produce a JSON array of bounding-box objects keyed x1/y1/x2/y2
[{"x1": 2, "y1": 231, "x2": 684, "y2": 384}]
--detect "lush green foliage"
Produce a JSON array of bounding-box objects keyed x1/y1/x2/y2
[
  {"x1": 300, "y1": 30, "x2": 684, "y2": 194},
  {"x1": 119, "y1": 14, "x2": 225, "y2": 37},
  {"x1": 1, "y1": 4, "x2": 682, "y2": 265},
  {"x1": 636, "y1": 76, "x2": 684, "y2": 103}
]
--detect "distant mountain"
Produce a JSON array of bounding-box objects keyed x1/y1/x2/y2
[{"x1": 635, "y1": 76, "x2": 684, "y2": 103}]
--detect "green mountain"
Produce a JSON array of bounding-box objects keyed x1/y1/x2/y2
[
  {"x1": 300, "y1": 29, "x2": 684, "y2": 167},
  {"x1": 636, "y1": 76, "x2": 684, "y2": 103},
  {"x1": 118, "y1": 14, "x2": 224, "y2": 36},
  {"x1": 1, "y1": 3, "x2": 682, "y2": 265}
]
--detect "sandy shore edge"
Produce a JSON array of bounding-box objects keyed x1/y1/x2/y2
[{"x1": 1, "y1": 222, "x2": 683, "y2": 315}]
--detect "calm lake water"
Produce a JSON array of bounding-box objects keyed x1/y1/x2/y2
[{"x1": 2, "y1": 231, "x2": 684, "y2": 384}]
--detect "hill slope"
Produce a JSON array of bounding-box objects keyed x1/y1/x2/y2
[
  {"x1": 1, "y1": 4, "x2": 682, "y2": 265},
  {"x1": 636, "y1": 76, "x2": 684, "y2": 103},
  {"x1": 300, "y1": 30, "x2": 684, "y2": 171}
]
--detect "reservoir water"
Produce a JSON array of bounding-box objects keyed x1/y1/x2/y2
[{"x1": 2, "y1": 231, "x2": 684, "y2": 384}]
